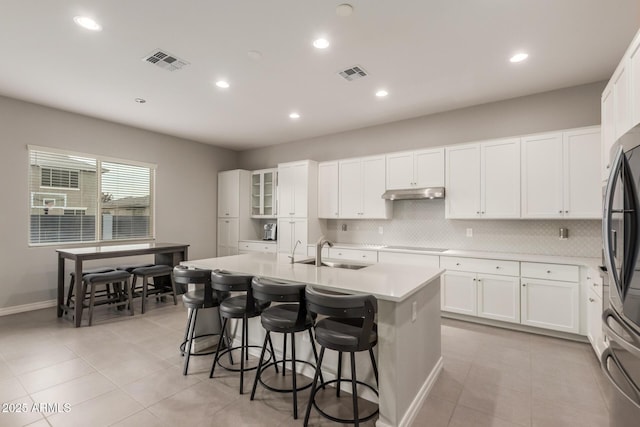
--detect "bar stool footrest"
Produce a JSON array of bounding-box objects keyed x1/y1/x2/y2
[
  {"x1": 311, "y1": 379, "x2": 379, "y2": 424},
  {"x1": 258, "y1": 359, "x2": 316, "y2": 393},
  {"x1": 179, "y1": 333, "x2": 222, "y2": 357},
  {"x1": 215, "y1": 345, "x2": 273, "y2": 373}
]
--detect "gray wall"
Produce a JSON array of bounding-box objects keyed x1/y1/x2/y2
[
  {"x1": 237, "y1": 81, "x2": 605, "y2": 170},
  {"x1": 0, "y1": 95, "x2": 237, "y2": 310}
]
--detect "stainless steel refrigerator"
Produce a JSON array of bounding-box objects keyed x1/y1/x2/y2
[{"x1": 603, "y1": 123, "x2": 640, "y2": 426}]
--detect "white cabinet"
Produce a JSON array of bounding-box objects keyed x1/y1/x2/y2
[
  {"x1": 278, "y1": 160, "x2": 315, "y2": 218},
  {"x1": 631, "y1": 33, "x2": 640, "y2": 128},
  {"x1": 445, "y1": 138, "x2": 520, "y2": 219},
  {"x1": 217, "y1": 218, "x2": 239, "y2": 257},
  {"x1": 328, "y1": 248, "x2": 378, "y2": 263},
  {"x1": 238, "y1": 240, "x2": 277, "y2": 254},
  {"x1": 339, "y1": 156, "x2": 391, "y2": 219},
  {"x1": 251, "y1": 169, "x2": 277, "y2": 218},
  {"x1": 441, "y1": 257, "x2": 520, "y2": 323},
  {"x1": 520, "y1": 262, "x2": 580, "y2": 334},
  {"x1": 217, "y1": 170, "x2": 252, "y2": 257},
  {"x1": 277, "y1": 218, "x2": 308, "y2": 256},
  {"x1": 521, "y1": 127, "x2": 601, "y2": 219},
  {"x1": 613, "y1": 59, "x2": 632, "y2": 141},
  {"x1": 318, "y1": 161, "x2": 339, "y2": 219},
  {"x1": 218, "y1": 170, "x2": 240, "y2": 218},
  {"x1": 585, "y1": 268, "x2": 606, "y2": 357},
  {"x1": 386, "y1": 148, "x2": 444, "y2": 190},
  {"x1": 602, "y1": 84, "x2": 615, "y2": 180}
]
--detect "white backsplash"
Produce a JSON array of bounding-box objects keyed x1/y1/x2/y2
[{"x1": 325, "y1": 200, "x2": 602, "y2": 258}]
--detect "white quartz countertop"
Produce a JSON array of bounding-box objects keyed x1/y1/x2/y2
[{"x1": 182, "y1": 253, "x2": 444, "y2": 303}]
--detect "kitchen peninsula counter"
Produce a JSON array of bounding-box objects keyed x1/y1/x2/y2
[{"x1": 183, "y1": 253, "x2": 444, "y2": 427}]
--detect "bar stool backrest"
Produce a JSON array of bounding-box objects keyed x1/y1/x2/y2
[
  {"x1": 212, "y1": 269, "x2": 257, "y2": 315},
  {"x1": 252, "y1": 277, "x2": 308, "y2": 328},
  {"x1": 173, "y1": 266, "x2": 214, "y2": 304}
]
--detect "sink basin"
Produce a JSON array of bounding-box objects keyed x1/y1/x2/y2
[{"x1": 295, "y1": 259, "x2": 369, "y2": 270}]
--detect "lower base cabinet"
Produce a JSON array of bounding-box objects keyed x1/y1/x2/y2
[
  {"x1": 477, "y1": 274, "x2": 520, "y2": 323},
  {"x1": 520, "y1": 278, "x2": 579, "y2": 334},
  {"x1": 441, "y1": 272, "x2": 477, "y2": 316}
]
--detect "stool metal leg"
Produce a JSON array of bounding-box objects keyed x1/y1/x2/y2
[
  {"x1": 250, "y1": 331, "x2": 270, "y2": 400},
  {"x1": 142, "y1": 275, "x2": 149, "y2": 314},
  {"x1": 240, "y1": 316, "x2": 246, "y2": 394},
  {"x1": 268, "y1": 333, "x2": 279, "y2": 374},
  {"x1": 350, "y1": 351, "x2": 359, "y2": 427},
  {"x1": 169, "y1": 275, "x2": 178, "y2": 306},
  {"x1": 336, "y1": 351, "x2": 342, "y2": 397},
  {"x1": 183, "y1": 307, "x2": 198, "y2": 375},
  {"x1": 126, "y1": 279, "x2": 134, "y2": 316},
  {"x1": 282, "y1": 333, "x2": 287, "y2": 376},
  {"x1": 308, "y1": 329, "x2": 325, "y2": 388},
  {"x1": 88, "y1": 283, "x2": 97, "y2": 327},
  {"x1": 369, "y1": 348, "x2": 379, "y2": 386},
  {"x1": 66, "y1": 275, "x2": 75, "y2": 308},
  {"x1": 210, "y1": 317, "x2": 228, "y2": 379},
  {"x1": 182, "y1": 308, "x2": 193, "y2": 356},
  {"x1": 291, "y1": 332, "x2": 298, "y2": 419},
  {"x1": 303, "y1": 346, "x2": 325, "y2": 427}
]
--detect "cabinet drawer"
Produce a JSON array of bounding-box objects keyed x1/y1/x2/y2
[
  {"x1": 521, "y1": 262, "x2": 578, "y2": 282},
  {"x1": 441, "y1": 256, "x2": 519, "y2": 276},
  {"x1": 238, "y1": 241, "x2": 277, "y2": 253},
  {"x1": 329, "y1": 248, "x2": 378, "y2": 262},
  {"x1": 378, "y1": 251, "x2": 439, "y2": 267}
]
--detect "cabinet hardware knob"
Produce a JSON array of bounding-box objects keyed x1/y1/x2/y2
[
  {"x1": 558, "y1": 210, "x2": 562, "y2": 214},
  {"x1": 362, "y1": 255, "x2": 366, "y2": 258},
  {"x1": 565, "y1": 210, "x2": 568, "y2": 213},
  {"x1": 481, "y1": 211, "x2": 485, "y2": 214},
  {"x1": 522, "y1": 283, "x2": 527, "y2": 287},
  {"x1": 607, "y1": 164, "x2": 610, "y2": 169},
  {"x1": 456, "y1": 263, "x2": 460, "y2": 266},
  {"x1": 589, "y1": 298, "x2": 595, "y2": 303},
  {"x1": 476, "y1": 211, "x2": 480, "y2": 214},
  {"x1": 546, "y1": 270, "x2": 551, "y2": 273},
  {"x1": 225, "y1": 213, "x2": 229, "y2": 216},
  {"x1": 587, "y1": 276, "x2": 591, "y2": 280},
  {"x1": 473, "y1": 278, "x2": 476, "y2": 281},
  {"x1": 593, "y1": 283, "x2": 599, "y2": 287},
  {"x1": 495, "y1": 266, "x2": 500, "y2": 269}
]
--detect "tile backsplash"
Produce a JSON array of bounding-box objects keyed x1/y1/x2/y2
[{"x1": 325, "y1": 200, "x2": 602, "y2": 258}]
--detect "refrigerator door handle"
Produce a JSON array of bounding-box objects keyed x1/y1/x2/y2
[
  {"x1": 603, "y1": 146, "x2": 624, "y2": 289},
  {"x1": 601, "y1": 347, "x2": 640, "y2": 409},
  {"x1": 603, "y1": 308, "x2": 640, "y2": 359}
]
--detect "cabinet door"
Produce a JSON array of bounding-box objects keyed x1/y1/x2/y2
[
  {"x1": 218, "y1": 170, "x2": 239, "y2": 217},
  {"x1": 481, "y1": 138, "x2": 520, "y2": 218},
  {"x1": 602, "y1": 85, "x2": 616, "y2": 180},
  {"x1": 415, "y1": 148, "x2": 445, "y2": 187},
  {"x1": 263, "y1": 170, "x2": 276, "y2": 217},
  {"x1": 361, "y1": 156, "x2": 388, "y2": 218},
  {"x1": 563, "y1": 128, "x2": 601, "y2": 218},
  {"x1": 318, "y1": 162, "x2": 339, "y2": 218},
  {"x1": 521, "y1": 133, "x2": 563, "y2": 218},
  {"x1": 477, "y1": 274, "x2": 520, "y2": 323},
  {"x1": 631, "y1": 35, "x2": 640, "y2": 128},
  {"x1": 217, "y1": 218, "x2": 239, "y2": 256},
  {"x1": 277, "y1": 165, "x2": 294, "y2": 217},
  {"x1": 291, "y1": 164, "x2": 308, "y2": 217},
  {"x1": 339, "y1": 159, "x2": 362, "y2": 218},
  {"x1": 445, "y1": 144, "x2": 481, "y2": 218},
  {"x1": 277, "y1": 219, "x2": 292, "y2": 253},
  {"x1": 441, "y1": 272, "x2": 477, "y2": 316},
  {"x1": 251, "y1": 172, "x2": 262, "y2": 216},
  {"x1": 520, "y1": 278, "x2": 579, "y2": 333},
  {"x1": 586, "y1": 289, "x2": 605, "y2": 356},
  {"x1": 386, "y1": 151, "x2": 414, "y2": 190},
  {"x1": 292, "y1": 219, "x2": 308, "y2": 256},
  {"x1": 613, "y1": 61, "x2": 631, "y2": 140}
]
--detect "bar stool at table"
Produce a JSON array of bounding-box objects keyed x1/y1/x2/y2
[
  {"x1": 173, "y1": 266, "x2": 228, "y2": 376},
  {"x1": 130, "y1": 265, "x2": 178, "y2": 313},
  {"x1": 65, "y1": 266, "x2": 117, "y2": 312},
  {"x1": 249, "y1": 277, "x2": 324, "y2": 419},
  {"x1": 82, "y1": 270, "x2": 134, "y2": 326},
  {"x1": 209, "y1": 269, "x2": 276, "y2": 394},
  {"x1": 303, "y1": 286, "x2": 379, "y2": 427}
]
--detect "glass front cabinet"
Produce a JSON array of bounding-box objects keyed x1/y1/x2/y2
[{"x1": 251, "y1": 168, "x2": 277, "y2": 218}]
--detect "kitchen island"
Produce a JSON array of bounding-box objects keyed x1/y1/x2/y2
[{"x1": 183, "y1": 252, "x2": 443, "y2": 427}]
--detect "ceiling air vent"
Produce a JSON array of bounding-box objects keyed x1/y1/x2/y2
[
  {"x1": 338, "y1": 65, "x2": 368, "y2": 81},
  {"x1": 142, "y1": 49, "x2": 189, "y2": 72}
]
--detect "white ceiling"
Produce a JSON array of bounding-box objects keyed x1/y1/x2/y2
[{"x1": 0, "y1": 1, "x2": 638, "y2": 150}]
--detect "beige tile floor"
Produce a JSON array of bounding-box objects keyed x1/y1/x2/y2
[{"x1": 0, "y1": 301, "x2": 613, "y2": 426}]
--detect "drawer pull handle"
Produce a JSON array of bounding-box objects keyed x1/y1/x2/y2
[
  {"x1": 456, "y1": 263, "x2": 460, "y2": 266},
  {"x1": 495, "y1": 266, "x2": 500, "y2": 269},
  {"x1": 522, "y1": 283, "x2": 527, "y2": 287},
  {"x1": 589, "y1": 298, "x2": 595, "y2": 303},
  {"x1": 546, "y1": 270, "x2": 551, "y2": 274}
]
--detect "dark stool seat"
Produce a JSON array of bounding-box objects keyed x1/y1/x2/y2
[
  {"x1": 303, "y1": 286, "x2": 379, "y2": 427},
  {"x1": 250, "y1": 277, "x2": 323, "y2": 419},
  {"x1": 173, "y1": 266, "x2": 227, "y2": 375},
  {"x1": 131, "y1": 264, "x2": 177, "y2": 313},
  {"x1": 116, "y1": 263, "x2": 154, "y2": 273},
  {"x1": 82, "y1": 270, "x2": 133, "y2": 326},
  {"x1": 65, "y1": 267, "x2": 117, "y2": 310},
  {"x1": 209, "y1": 270, "x2": 275, "y2": 394}
]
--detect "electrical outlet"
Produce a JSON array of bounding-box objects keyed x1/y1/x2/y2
[
  {"x1": 412, "y1": 301, "x2": 417, "y2": 322},
  {"x1": 378, "y1": 226, "x2": 384, "y2": 235},
  {"x1": 466, "y1": 228, "x2": 473, "y2": 237}
]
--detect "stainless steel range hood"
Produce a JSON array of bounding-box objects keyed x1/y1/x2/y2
[{"x1": 381, "y1": 187, "x2": 445, "y2": 200}]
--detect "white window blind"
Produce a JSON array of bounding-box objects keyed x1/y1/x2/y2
[{"x1": 28, "y1": 147, "x2": 155, "y2": 245}]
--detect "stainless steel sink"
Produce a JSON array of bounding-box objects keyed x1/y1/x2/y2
[{"x1": 295, "y1": 259, "x2": 369, "y2": 270}]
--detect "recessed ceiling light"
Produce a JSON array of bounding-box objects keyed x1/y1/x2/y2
[
  {"x1": 247, "y1": 50, "x2": 263, "y2": 60},
  {"x1": 289, "y1": 112, "x2": 300, "y2": 119},
  {"x1": 313, "y1": 38, "x2": 330, "y2": 49},
  {"x1": 134, "y1": 98, "x2": 146, "y2": 104},
  {"x1": 215, "y1": 80, "x2": 230, "y2": 89},
  {"x1": 509, "y1": 53, "x2": 529, "y2": 63},
  {"x1": 73, "y1": 16, "x2": 102, "y2": 31},
  {"x1": 375, "y1": 90, "x2": 389, "y2": 97}
]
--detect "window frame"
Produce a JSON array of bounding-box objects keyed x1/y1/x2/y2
[{"x1": 27, "y1": 145, "x2": 157, "y2": 247}]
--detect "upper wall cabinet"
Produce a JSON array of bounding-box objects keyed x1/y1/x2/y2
[
  {"x1": 339, "y1": 155, "x2": 391, "y2": 219},
  {"x1": 277, "y1": 160, "x2": 317, "y2": 218},
  {"x1": 386, "y1": 148, "x2": 444, "y2": 190},
  {"x1": 602, "y1": 83, "x2": 615, "y2": 180},
  {"x1": 521, "y1": 127, "x2": 601, "y2": 219},
  {"x1": 445, "y1": 138, "x2": 520, "y2": 219},
  {"x1": 318, "y1": 161, "x2": 339, "y2": 219},
  {"x1": 630, "y1": 32, "x2": 640, "y2": 130},
  {"x1": 251, "y1": 168, "x2": 277, "y2": 218},
  {"x1": 218, "y1": 169, "x2": 249, "y2": 218}
]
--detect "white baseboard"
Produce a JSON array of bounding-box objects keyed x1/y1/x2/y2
[
  {"x1": 0, "y1": 299, "x2": 57, "y2": 317},
  {"x1": 395, "y1": 356, "x2": 444, "y2": 427}
]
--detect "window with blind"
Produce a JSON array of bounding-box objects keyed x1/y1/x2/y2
[{"x1": 28, "y1": 146, "x2": 156, "y2": 245}]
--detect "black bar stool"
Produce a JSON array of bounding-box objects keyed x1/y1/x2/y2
[
  {"x1": 303, "y1": 286, "x2": 379, "y2": 427},
  {"x1": 131, "y1": 265, "x2": 178, "y2": 313},
  {"x1": 82, "y1": 270, "x2": 133, "y2": 326},
  {"x1": 209, "y1": 269, "x2": 276, "y2": 394},
  {"x1": 173, "y1": 266, "x2": 228, "y2": 376},
  {"x1": 65, "y1": 266, "x2": 117, "y2": 310},
  {"x1": 249, "y1": 277, "x2": 324, "y2": 419}
]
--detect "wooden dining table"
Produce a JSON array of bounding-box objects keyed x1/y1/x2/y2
[{"x1": 57, "y1": 242, "x2": 189, "y2": 327}]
